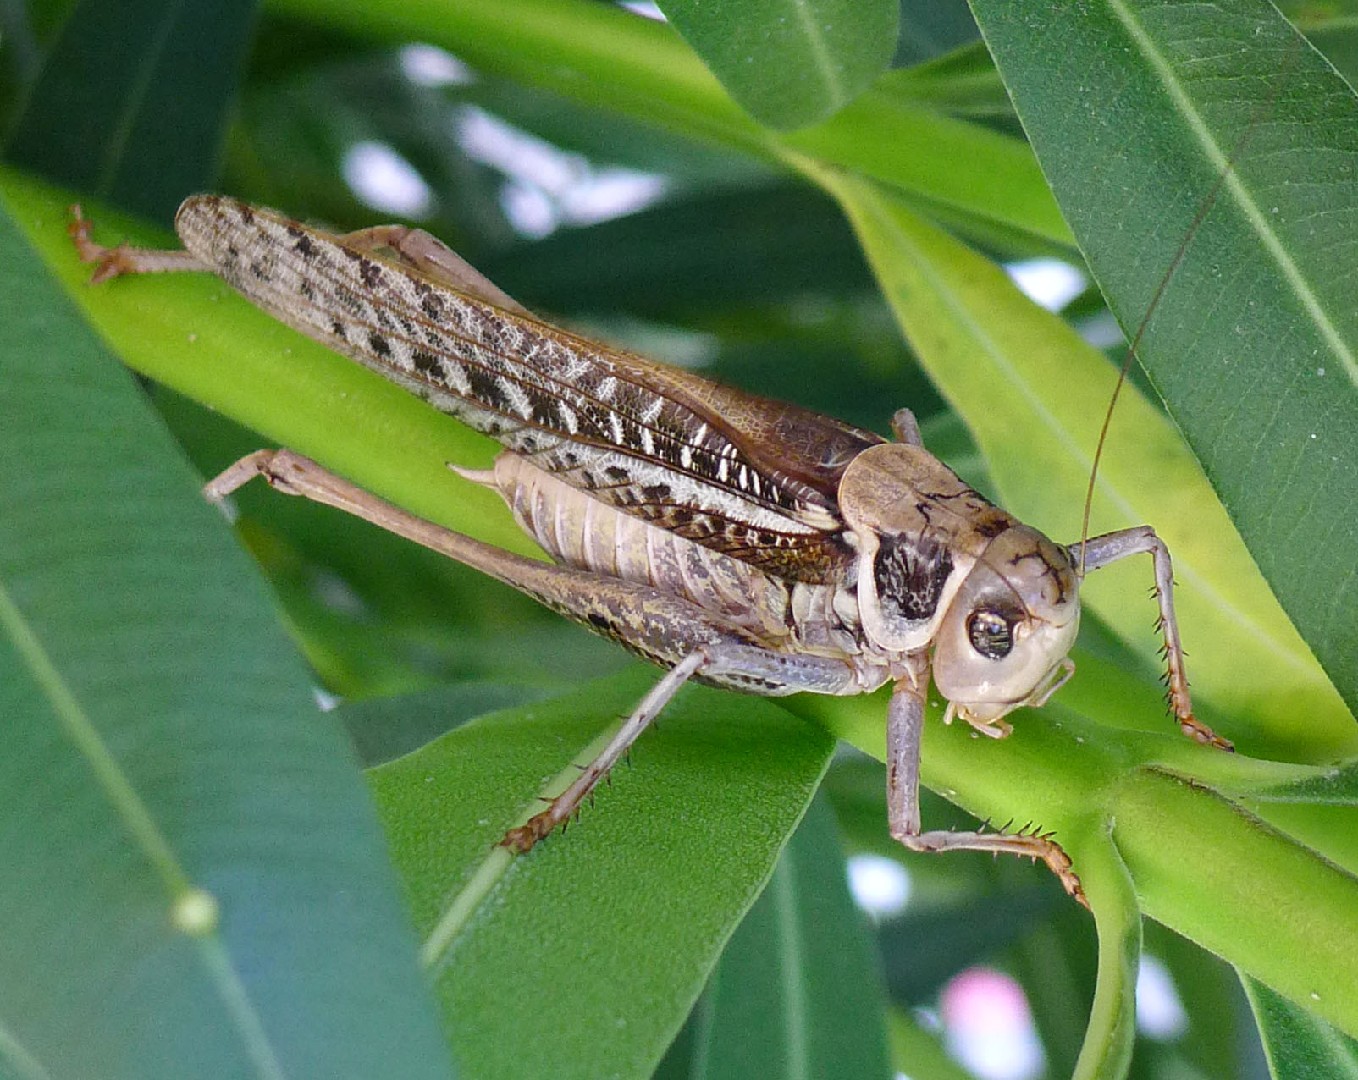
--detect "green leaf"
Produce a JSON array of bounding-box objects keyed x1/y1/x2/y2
[
  {"x1": 4, "y1": 171, "x2": 528, "y2": 560},
  {"x1": 969, "y1": 0, "x2": 1358, "y2": 715},
  {"x1": 1244, "y1": 977, "x2": 1358, "y2": 1079},
  {"x1": 1071, "y1": 840, "x2": 1140, "y2": 1080},
  {"x1": 780, "y1": 85, "x2": 1070, "y2": 250},
  {"x1": 341, "y1": 680, "x2": 549, "y2": 766},
  {"x1": 655, "y1": 0, "x2": 898, "y2": 129},
  {"x1": 3, "y1": 0, "x2": 258, "y2": 223},
  {"x1": 263, "y1": 0, "x2": 1071, "y2": 247},
  {"x1": 679, "y1": 794, "x2": 892, "y2": 1079},
  {"x1": 886, "y1": 1010, "x2": 975, "y2": 1080},
  {"x1": 879, "y1": 42, "x2": 1013, "y2": 119},
  {"x1": 0, "y1": 178, "x2": 452, "y2": 1078},
  {"x1": 366, "y1": 672, "x2": 835, "y2": 1080},
  {"x1": 1109, "y1": 767, "x2": 1358, "y2": 1042},
  {"x1": 1249, "y1": 762, "x2": 1358, "y2": 805}
]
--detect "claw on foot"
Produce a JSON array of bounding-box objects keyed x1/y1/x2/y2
[
  {"x1": 499, "y1": 810, "x2": 558, "y2": 854},
  {"x1": 1008, "y1": 823, "x2": 1087, "y2": 908},
  {"x1": 1180, "y1": 713, "x2": 1233, "y2": 752},
  {"x1": 1033, "y1": 836, "x2": 1088, "y2": 909},
  {"x1": 67, "y1": 204, "x2": 132, "y2": 283},
  {"x1": 499, "y1": 824, "x2": 539, "y2": 854}
]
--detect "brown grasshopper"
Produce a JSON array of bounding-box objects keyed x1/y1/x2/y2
[{"x1": 70, "y1": 197, "x2": 1232, "y2": 901}]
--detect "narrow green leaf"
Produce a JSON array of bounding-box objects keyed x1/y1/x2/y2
[
  {"x1": 368, "y1": 672, "x2": 835, "y2": 1080},
  {"x1": 3, "y1": 0, "x2": 258, "y2": 223},
  {"x1": 656, "y1": 0, "x2": 898, "y2": 129},
  {"x1": 887, "y1": 1010, "x2": 975, "y2": 1080},
  {"x1": 0, "y1": 183, "x2": 453, "y2": 1078},
  {"x1": 1248, "y1": 762, "x2": 1358, "y2": 805},
  {"x1": 880, "y1": 43, "x2": 1012, "y2": 119},
  {"x1": 263, "y1": 0, "x2": 1071, "y2": 246},
  {"x1": 341, "y1": 680, "x2": 549, "y2": 767},
  {"x1": 781, "y1": 88, "x2": 1071, "y2": 248},
  {"x1": 686, "y1": 794, "x2": 892, "y2": 1079},
  {"x1": 1111, "y1": 769, "x2": 1358, "y2": 1040},
  {"x1": 1071, "y1": 838, "x2": 1140, "y2": 1080},
  {"x1": 969, "y1": 0, "x2": 1358, "y2": 714},
  {"x1": 1243, "y1": 977, "x2": 1358, "y2": 1079},
  {"x1": 3, "y1": 171, "x2": 530, "y2": 561}
]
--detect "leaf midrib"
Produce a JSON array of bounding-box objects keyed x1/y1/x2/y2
[{"x1": 0, "y1": 577, "x2": 288, "y2": 1080}]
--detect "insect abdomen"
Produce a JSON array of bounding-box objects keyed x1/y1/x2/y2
[{"x1": 486, "y1": 453, "x2": 866, "y2": 659}]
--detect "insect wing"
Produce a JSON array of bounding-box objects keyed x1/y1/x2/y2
[{"x1": 176, "y1": 196, "x2": 881, "y2": 583}]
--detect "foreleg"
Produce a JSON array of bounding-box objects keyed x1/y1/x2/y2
[
  {"x1": 885, "y1": 680, "x2": 1086, "y2": 904},
  {"x1": 1072, "y1": 527, "x2": 1231, "y2": 750}
]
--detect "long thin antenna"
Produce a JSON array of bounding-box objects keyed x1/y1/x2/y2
[{"x1": 1078, "y1": 37, "x2": 1302, "y2": 576}]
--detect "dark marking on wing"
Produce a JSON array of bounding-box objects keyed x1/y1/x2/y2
[{"x1": 412, "y1": 349, "x2": 445, "y2": 379}]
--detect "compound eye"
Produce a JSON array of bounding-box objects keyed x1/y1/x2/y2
[{"x1": 966, "y1": 609, "x2": 1015, "y2": 659}]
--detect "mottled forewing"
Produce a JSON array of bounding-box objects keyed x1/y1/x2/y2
[{"x1": 176, "y1": 197, "x2": 882, "y2": 583}]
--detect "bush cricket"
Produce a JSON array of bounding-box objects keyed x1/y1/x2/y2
[{"x1": 69, "y1": 197, "x2": 1234, "y2": 902}]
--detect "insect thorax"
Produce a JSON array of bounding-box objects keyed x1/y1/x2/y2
[
  {"x1": 836, "y1": 443, "x2": 1014, "y2": 647},
  {"x1": 836, "y1": 443, "x2": 1082, "y2": 720}
]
